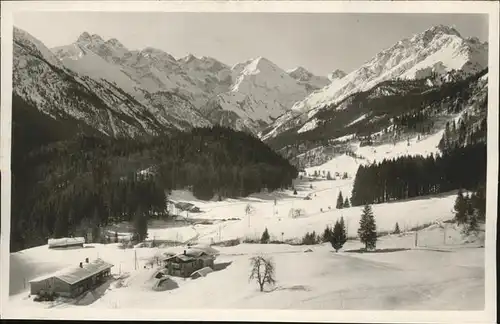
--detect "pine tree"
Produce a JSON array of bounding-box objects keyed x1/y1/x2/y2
[
  {"x1": 326, "y1": 171, "x2": 332, "y2": 180},
  {"x1": 454, "y1": 189, "x2": 468, "y2": 224},
  {"x1": 358, "y1": 205, "x2": 377, "y2": 250},
  {"x1": 261, "y1": 228, "x2": 270, "y2": 244},
  {"x1": 330, "y1": 219, "x2": 347, "y2": 252},
  {"x1": 474, "y1": 185, "x2": 486, "y2": 221},
  {"x1": 339, "y1": 216, "x2": 347, "y2": 243},
  {"x1": 466, "y1": 210, "x2": 479, "y2": 235},
  {"x1": 322, "y1": 225, "x2": 332, "y2": 243},
  {"x1": 336, "y1": 191, "x2": 344, "y2": 209},
  {"x1": 343, "y1": 197, "x2": 350, "y2": 208},
  {"x1": 393, "y1": 222, "x2": 401, "y2": 234},
  {"x1": 133, "y1": 206, "x2": 148, "y2": 242}
]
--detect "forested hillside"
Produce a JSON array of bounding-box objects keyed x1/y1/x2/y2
[
  {"x1": 269, "y1": 69, "x2": 488, "y2": 159},
  {"x1": 350, "y1": 142, "x2": 486, "y2": 206}
]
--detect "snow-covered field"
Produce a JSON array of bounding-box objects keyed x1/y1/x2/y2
[
  {"x1": 9, "y1": 230, "x2": 484, "y2": 311},
  {"x1": 8, "y1": 172, "x2": 485, "y2": 311},
  {"x1": 7, "y1": 133, "x2": 486, "y2": 311}
]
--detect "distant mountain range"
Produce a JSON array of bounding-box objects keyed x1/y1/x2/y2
[{"x1": 12, "y1": 24, "x2": 488, "y2": 141}]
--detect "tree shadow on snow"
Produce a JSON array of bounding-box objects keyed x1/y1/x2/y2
[{"x1": 343, "y1": 248, "x2": 411, "y2": 254}]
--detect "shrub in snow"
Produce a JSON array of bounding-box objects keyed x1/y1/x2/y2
[
  {"x1": 293, "y1": 189, "x2": 298, "y2": 195},
  {"x1": 289, "y1": 208, "x2": 305, "y2": 219},
  {"x1": 393, "y1": 222, "x2": 401, "y2": 234},
  {"x1": 245, "y1": 204, "x2": 255, "y2": 217},
  {"x1": 358, "y1": 205, "x2": 377, "y2": 250},
  {"x1": 249, "y1": 255, "x2": 276, "y2": 292},
  {"x1": 462, "y1": 210, "x2": 479, "y2": 236},
  {"x1": 301, "y1": 231, "x2": 320, "y2": 245},
  {"x1": 454, "y1": 189, "x2": 468, "y2": 225}
]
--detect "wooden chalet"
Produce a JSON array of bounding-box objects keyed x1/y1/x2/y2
[{"x1": 163, "y1": 247, "x2": 216, "y2": 278}]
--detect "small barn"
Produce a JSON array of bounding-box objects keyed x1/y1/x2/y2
[
  {"x1": 48, "y1": 237, "x2": 85, "y2": 249},
  {"x1": 163, "y1": 249, "x2": 215, "y2": 278},
  {"x1": 29, "y1": 258, "x2": 113, "y2": 298}
]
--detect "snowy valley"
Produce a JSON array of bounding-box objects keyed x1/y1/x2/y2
[{"x1": 8, "y1": 20, "x2": 490, "y2": 315}]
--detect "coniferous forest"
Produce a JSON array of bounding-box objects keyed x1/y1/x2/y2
[
  {"x1": 350, "y1": 142, "x2": 486, "y2": 206},
  {"x1": 11, "y1": 94, "x2": 297, "y2": 251}
]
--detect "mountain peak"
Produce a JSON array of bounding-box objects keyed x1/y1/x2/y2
[
  {"x1": 427, "y1": 24, "x2": 462, "y2": 37},
  {"x1": 328, "y1": 69, "x2": 347, "y2": 81},
  {"x1": 183, "y1": 53, "x2": 198, "y2": 63},
  {"x1": 77, "y1": 32, "x2": 92, "y2": 43},
  {"x1": 105, "y1": 38, "x2": 126, "y2": 49},
  {"x1": 76, "y1": 32, "x2": 104, "y2": 44},
  {"x1": 288, "y1": 66, "x2": 314, "y2": 81}
]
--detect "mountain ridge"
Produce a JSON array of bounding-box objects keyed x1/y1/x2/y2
[{"x1": 261, "y1": 24, "x2": 488, "y2": 141}]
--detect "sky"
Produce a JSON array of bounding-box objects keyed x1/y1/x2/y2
[{"x1": 14, "y1": 12, "x2": 488, "y2": 76}]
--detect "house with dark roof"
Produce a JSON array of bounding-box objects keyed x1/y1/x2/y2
[
  {"x1": 29, "y1": 258, "x2": 113, "y2": 298},
  {"x1": 163, "y1": 249, "x2": 215, "y2": 278}
]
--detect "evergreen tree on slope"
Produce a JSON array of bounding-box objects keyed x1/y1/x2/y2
[
  {"x1": 330, "y1": 219, "x2": 347, "y2": 252},
  {"x1": 454, "y1": 189, "x2": 468, "y2": 225},
  {"x1": 336, "y1": 191, "x2": 344, "y2": 209},
  {"x1": 358, "y1": 205, "x2": 377, "y2": 250}
]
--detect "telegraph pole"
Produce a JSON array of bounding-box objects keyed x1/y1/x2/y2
[{"x1": 134, "y1": 249, "x2": 137, "y2": 270}]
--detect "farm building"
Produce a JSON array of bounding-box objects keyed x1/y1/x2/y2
[
  {"x1": 163, "y1": 249, "x2": 216, "y2": 278},
  {"x1": 48, "y1": 237, "x2": 85, "y2": 249},
  {"x1": 29, "y1": 258, "x2": 113, "y2": 298}
]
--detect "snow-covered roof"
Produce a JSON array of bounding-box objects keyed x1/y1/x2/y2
[
  {"x1": 48, "y1": 237, "x2": 85, "y2": 248},
  {"x1": 191, "y1": 267, "x2": 213, "y2": 278},
  {"x1": 29, "y1": 258, "x2": 113, "y2": 285},
  {"x1": 188, "y1": 244, "x2": 220, "y2": 256},
  {"x1": 170, "y1": 254, "x2": 196, "y2": 262}
]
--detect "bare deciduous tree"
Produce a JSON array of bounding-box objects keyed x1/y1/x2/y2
[{"x1": 249, "y1": 255, "x2": 276, "y2": 292}]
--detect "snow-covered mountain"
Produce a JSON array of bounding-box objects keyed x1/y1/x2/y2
[
  {"x1": 13, "y1": 27, "x2": 175, "y2": 137},
  {"x1": 52, "y1": 32, "x2": 232, "y2": 112},
  {"x1": 287, "y1": 66, "x2": 330, "y2": 92},
  {"x1": 52, "y1": 34, "x2": 319, "y2": 134},
  {"x1": 262, "y1": 25, "x2": 488, "y2": 141},
  {"x1": 13, "y1": 28, "x2": 213, "y2": 135},
  {"x1": 200, "y1": 57, "x2": 312, "y2": 134}
]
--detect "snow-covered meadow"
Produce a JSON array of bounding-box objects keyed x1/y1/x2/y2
[{"x1": 8, "y1": 165, "x2": 485, "y2": 311}]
